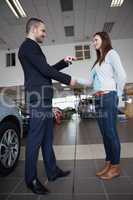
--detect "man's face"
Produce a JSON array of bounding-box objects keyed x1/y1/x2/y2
[{"x1": 33, "y1": 22, "x2": 46, "y2": 43}]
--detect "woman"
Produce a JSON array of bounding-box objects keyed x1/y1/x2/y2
[{"x1": 77, "y1": 32, "x2": 126, "y2": 180}]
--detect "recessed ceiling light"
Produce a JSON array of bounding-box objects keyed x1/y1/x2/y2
[{"x1": 110, "y1": 0, "x2": 124, "y2": 7}]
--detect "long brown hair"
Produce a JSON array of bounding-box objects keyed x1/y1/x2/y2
[{"x1": 93, "y1": 31, "x2": 113, "y2": 68}]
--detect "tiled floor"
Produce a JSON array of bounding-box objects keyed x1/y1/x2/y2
[
  {"x1": 1, "y1": 115, "x2": 133, "y2": 200},
  {"x1": 1, "y1": 159, "x2": 133, "y2": 200},
  {"x1": 21, "y1": 115, "x2": 133, "y2": 146}
]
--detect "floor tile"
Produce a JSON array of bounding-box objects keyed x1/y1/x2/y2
[
  {"x1": 0, "y1": 179, "x2": 22, "y2": 194},
  {"x1": 103, "y1": 177, "x2": 133, "y2": 194},
  {"x1": 7, "y1": 194, "x2": 38, "y2": 200},
  {"x1": 108, "y1": 194, "x2": 133, "y2": 200},
  {"x1": 75, "y1": 159, "x2": 96, "y2": 168},
  {"x1": 121, "y1": 158, "x2": 133, "y2": 166},
  {"x1": 47, "y1": 179, "x2": 73, "y2": 194},
  {"x1": 40, "y1": 194, "x2": 72, "y2": 200},
  {"x1": 121, "y1": 164, "x2": 133, "y2": 176},
  {"x1": 74, "y1": 160, "x2": 97, "y2": 178},
  {"x1": 57, "y1": 160, "x2": 75, "y2": 169},
  {"x1": 73, "y1": 194, "x2": 107, "y2": 200},
  {"x1": 74, "y1": 166, "x2": 96, "y2": 179},
  {"x1": 7, "y1": 165, "x2": 25, "y2": 178},
  {"x1": 0, "y1": 195, "x2": 8, "y2": 200},
  {"x1": 74, "y1": 178, "x2": 104, "y2": 194},
  {"x1": 38, "y1": 160, "x2": 74, "y2": 178},
  {"x1": 13, "y1": 179, "x2": 47, "y2": 194},
  {"x1": 129, "y1": 176, "x2": 133, "y2": 184}
]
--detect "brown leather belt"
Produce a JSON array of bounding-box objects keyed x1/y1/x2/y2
[{"x1": 94, "y1": 91, "x2": 110, "y2": 97}]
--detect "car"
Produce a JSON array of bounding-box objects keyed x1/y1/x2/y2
[
  {"x1": 0, "y1": 94, "x2": 23, "y2": 176},
  {"x1": 78, "y1": 97, "x2": 96, "y2": 119},
  {"x1": 53, "y1": 107, "x2": 76, "y2": 124},
  {"x1": 53, "y1": 107, "x2": 63, "y2": 124},
  {"x1": 17, "y1": 104, "x2": 30, "y2": 135}
]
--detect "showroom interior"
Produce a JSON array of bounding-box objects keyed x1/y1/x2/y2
[{"x1": 0, "y1": 0, "x2": 133, "y2": 199}]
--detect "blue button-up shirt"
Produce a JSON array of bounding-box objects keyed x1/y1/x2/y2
[{"x1": 77, "y1": 49, "x2": 127, "y2": 97}]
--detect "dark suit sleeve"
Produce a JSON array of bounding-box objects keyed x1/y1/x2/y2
[
  {"x1": 51, "y1": 59, "x2": 69, "y2": 71},
  {"x1": 22, "y1": 42, "x2": 71, "y2": 85}
]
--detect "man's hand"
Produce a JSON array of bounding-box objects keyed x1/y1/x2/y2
[
  {"x1": 64, "y1": 56, "x2": 77, "y2": 64},
  {"x1": 70, "y1": 79, "x2": 77, "y2": 87}
]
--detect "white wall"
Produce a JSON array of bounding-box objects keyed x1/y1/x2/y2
[
  {"x1": 43, "y1": 42, "x2": 96, "y2": 80},
  {"x1": 112, "y1": 39, "x2": 133, "y2": 83},
  {"x1": 0, "y1": 49, "x2": 24, "y2": 87},
  {"x1": 0, "y1": 38, "x2": 133, "y2": 88}
]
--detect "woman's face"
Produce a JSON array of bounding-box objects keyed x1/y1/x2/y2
[{"x1": 93, "y1": 35, "x2": 102, "y2": 50}]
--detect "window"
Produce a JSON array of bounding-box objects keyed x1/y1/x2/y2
[
  {"x1": 6, "y1": 53, "x2": 16, "y2": 67},
  {"x1": 75, "y1": 45, "x2": 90, "y2": 60}
]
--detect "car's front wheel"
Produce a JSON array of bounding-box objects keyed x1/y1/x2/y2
[{"x1": 0, "y1": 121, "x2": 20, "y2": 176}]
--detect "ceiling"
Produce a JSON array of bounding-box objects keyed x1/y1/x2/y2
[{"x1": 0, "y1": 0, "x2": 133, "y2": 50}]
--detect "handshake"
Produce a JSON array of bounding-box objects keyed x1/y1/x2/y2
[
  {"x1": 64, "y1": 56, "x2": 90, "y2": 88},
  {"x1": 70, "y1": 78, "x2": 90, "y2": 87},
  {"x1": 70, "y1": 79, "x2": 77, "y2": 87}
]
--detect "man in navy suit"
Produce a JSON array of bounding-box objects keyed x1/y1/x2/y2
[{"x1": 18, "y1": 18, "x2": 76, "y2": 195}]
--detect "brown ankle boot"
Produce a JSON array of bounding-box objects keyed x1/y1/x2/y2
[
  {"x1": 96, "y1": 161, "x2": 111, "y2": 177},
  {"x1": 100, "y1": 164, "x2": 121, "y2": 180}
]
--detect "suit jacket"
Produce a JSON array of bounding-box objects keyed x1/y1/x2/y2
[{"x1": 18, "y1": 38, "x2": 71, "y2": 101}]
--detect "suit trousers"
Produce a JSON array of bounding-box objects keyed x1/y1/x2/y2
[{"x1": 25, "y1": 98, "x2": 57, "y2": 184}]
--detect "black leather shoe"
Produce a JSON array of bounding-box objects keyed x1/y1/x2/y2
[
  {"x1": 26, "y1": 178, "x2": 50, "y2": 195},
  {"x1": 48, "y1": 168, "x2": 71, "y2": 181}
]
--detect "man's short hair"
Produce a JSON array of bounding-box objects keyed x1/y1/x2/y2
[{"x1": 26, "y1": 18, "x2": 44, "y2": 34}]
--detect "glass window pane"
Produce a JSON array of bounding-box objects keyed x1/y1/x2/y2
[
  {"x1": 84, "y1": 50, "x2": 90, "y2": 59},
  {"x1": 75, "y1": 45, "x2": 82, "y2": 51},
  {"x1": 84, "y1": 45, "x2": 90, "y2": 50},
  {"x1": 6, "y1": 53, "x2": 10, "y2": 67},
  {"x1": 76, "y1": 51, "x2": 83, "y2": 58},
  {"x1": 11, "y1": 53, "x2": 16, "y2": 66},
  {"x1": 77, "y1": 57, "x2": 83, "y2": 60}
]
